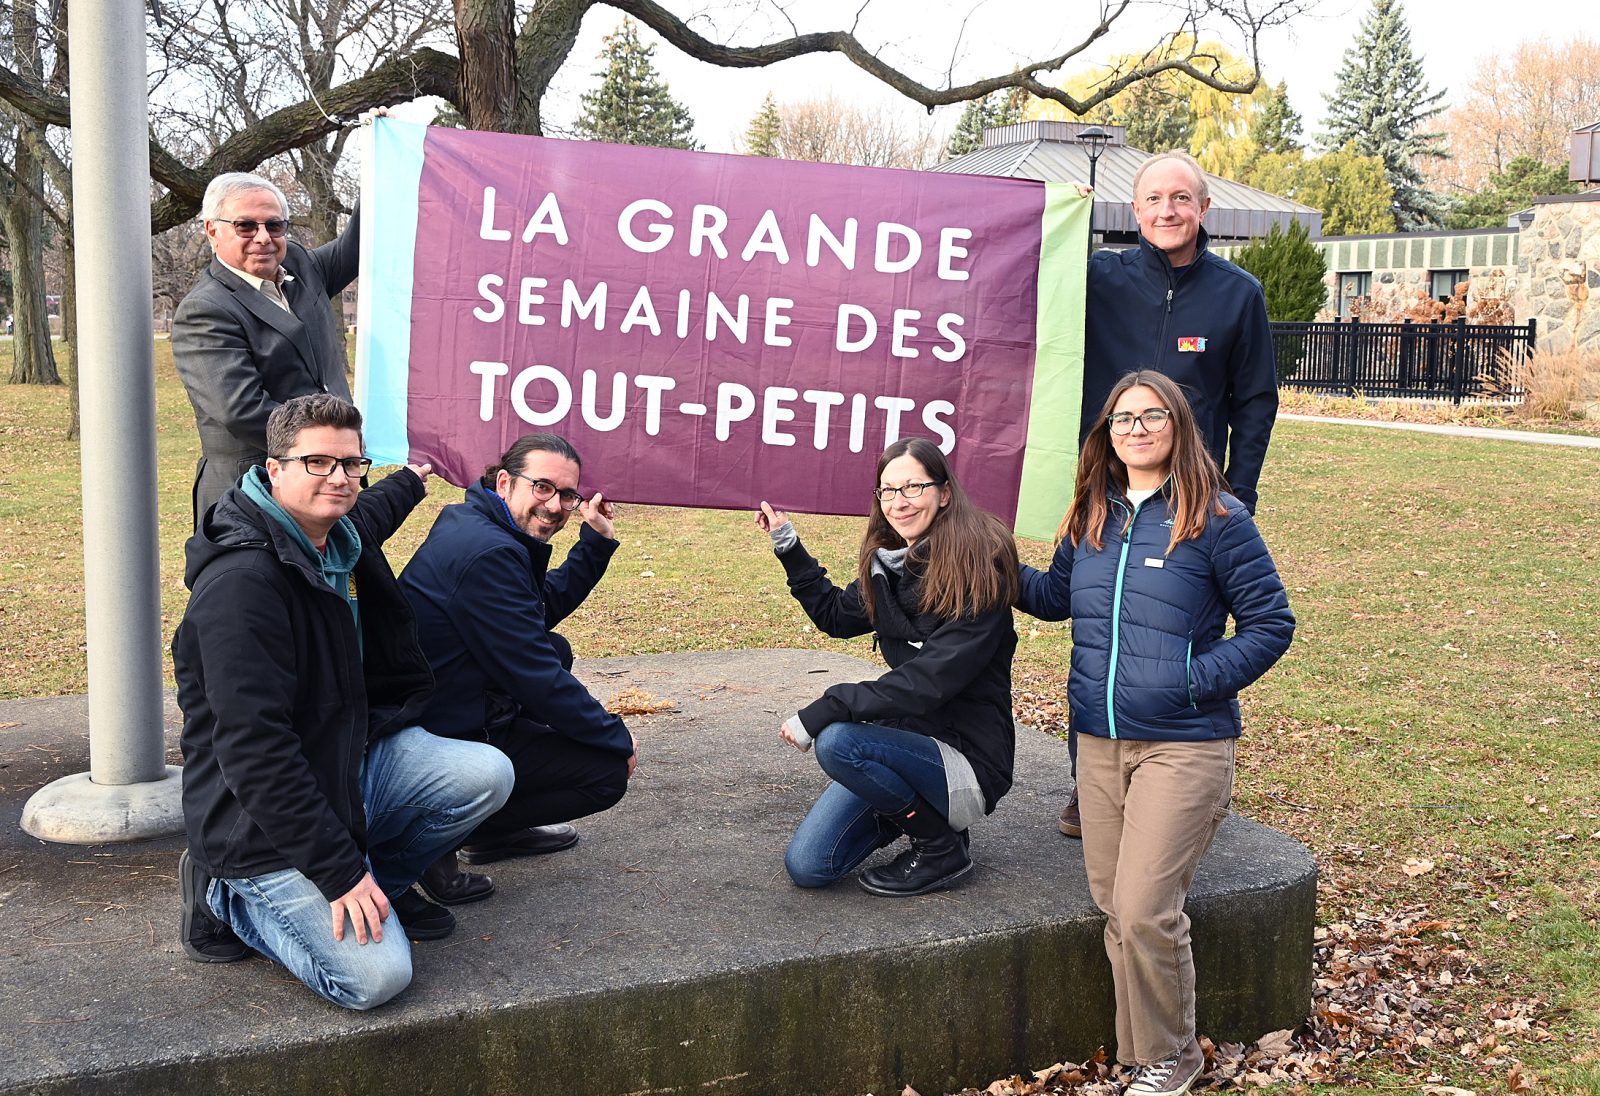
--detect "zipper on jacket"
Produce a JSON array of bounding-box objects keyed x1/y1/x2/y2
[
  {"x1": 1104, "y1": 497, "x2": 1141, "y2": 739},
  {"x1": 1186, "y1": 637, "x2": 1197, "y2": 708},
  {"x1": 1152, "y1": 285, "x2": 1174, "y2": 363}
]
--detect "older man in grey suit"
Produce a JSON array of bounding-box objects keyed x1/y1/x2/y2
[{"x1": 173, "y1": 172, "x2": 361, "y2": 528}]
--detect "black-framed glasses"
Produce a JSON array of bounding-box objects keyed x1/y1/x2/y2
[
  {"x1": 214, "y1": 217, "x2": 289, "y2": 238},
  {"x1": 511, "y1": 471, "x2": 585, "y2": 511},
  {"x1": 874, "y1": 481, "x2": 943, "y2": 502},
  {"x1": 1108, "y1": 409, "x2": 1172, "y2": 435},
  {"x1": 275, "y1": 454, "x2": 372, "y2": 477}
]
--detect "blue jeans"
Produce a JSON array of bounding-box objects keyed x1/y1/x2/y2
[
  {"x1": 209, "y1": 727, "x2": 513, "y2": 1010},
  {"x1": 784, "y1": 722, "x2": 951, "y2": 888}
]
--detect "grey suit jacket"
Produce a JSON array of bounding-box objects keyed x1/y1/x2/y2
[{"x1": 173, "y1": 207, "x2": 361, "y2": 527}]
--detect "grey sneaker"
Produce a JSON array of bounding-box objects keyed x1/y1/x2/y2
[{"x1": 1125, "y1": 1038, "x2": 1203, "y2": 1096}]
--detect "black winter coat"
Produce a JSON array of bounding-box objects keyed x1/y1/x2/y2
[
  {"x1": 174, "y1": 469, "x2": 431, "y2": 901},
  {"x1": 779, "y1": 540, "x2": 1017, "y2": 812}
]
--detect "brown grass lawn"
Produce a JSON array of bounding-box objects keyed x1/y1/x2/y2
[{"x1": 2, "y1": 342, "x2": 1598, "y2": 1091}]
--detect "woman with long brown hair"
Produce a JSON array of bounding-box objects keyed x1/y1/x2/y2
[
  {"x1": 755, "y1": 436, "x2": 1019, "y2": 897},
  {"x1": 1018, "y1": 370, "x2": 1294, "y2": 1096}
]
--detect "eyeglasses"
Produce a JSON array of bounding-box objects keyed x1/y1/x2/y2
[
  {"x1": 511, "y1": 471, "x2": 585, "y2": 511},
  {"x1": 874, "y1": 481, "x2": 943, "y2": 502},
  {"x1": 275, "y1": 454, "x2": 372, "y2": 477},
  {"x1": 1108, "y1": 409, "x2": 1172, "y2": 435},
  {"x1": 214, "y1": 217, "x2": 289, "y2": 238}
]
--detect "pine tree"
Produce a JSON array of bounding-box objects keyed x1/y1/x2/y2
[
  {"x1": 745, "y1": 93, "x2": 781, "y2": 157},
  {"x1": 1234, "y1": 220, "x2": 1328, "y2": 381},
  {"x1": 944, "y1": 90, "x2": 1024, "y2": 159},
  {"x1": 1321, "y1": 0, "x2": 1446, "y2": 229},
  {"x1": 1233, "y1": 221, "x2": 1327, "y2": 322},
  {"x1": 1444, "y1": 156, "x2": 1578, "y2": 229},
  {"x1": 576, "y1": 19, "x2": 699, "y2": 150},
  {"x1": 1251, "y1": 81, "x2": 1302, "y2": 154}
]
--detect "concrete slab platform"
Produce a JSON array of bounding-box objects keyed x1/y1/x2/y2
[{"x1": 0, "y1": 650, "x2": 1316, "y2": 1096}]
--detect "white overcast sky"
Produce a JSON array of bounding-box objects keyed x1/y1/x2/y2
[{"x1": 513, "y1": 0, "x2": 1584, "y2": 155}]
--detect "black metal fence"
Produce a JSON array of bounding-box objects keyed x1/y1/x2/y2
[{"x1": 1269, "y1": 317, "x2": 1538, "y2": 402}]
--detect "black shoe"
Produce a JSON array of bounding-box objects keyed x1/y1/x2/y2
[
  {"x1": 179, "y1": 850, "x2": 249, "y2": 963},
  {"x1": 460, "y1": 824, "x2": 580, "y2": 865},
  {"x1": 391, "y1": 887, "x2": 457, "y2": 941},
  {"x1": 858, "y1": 830, "x2": 974, "y2": 896},
  {"x1": 418, "y1": 850, "x2": 495, "y2": 906}
]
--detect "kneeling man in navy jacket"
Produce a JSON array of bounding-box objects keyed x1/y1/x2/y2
[{"x1": 400, "y1": 432, "x2": 636, "y2": 904}]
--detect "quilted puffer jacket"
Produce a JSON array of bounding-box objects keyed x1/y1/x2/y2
[{"x1": 1017, "y1": 486, "x2": 1293, "y2": 742}]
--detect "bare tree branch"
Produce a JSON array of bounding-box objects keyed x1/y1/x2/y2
[
  {"x1": 604, "y1": 0, "x2": 1280, "y2": 113},
  {"x1": 0, "y1": 47, "x2": 459, "y2": 231}
]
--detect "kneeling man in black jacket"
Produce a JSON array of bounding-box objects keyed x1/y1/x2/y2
[{"x1": 173, "y1": 394, "x2": 513, "y2": 1010}]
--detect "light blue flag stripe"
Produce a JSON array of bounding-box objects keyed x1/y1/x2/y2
[{"x1": 356, "y1": 118, "x2": 427, "y2": 467}]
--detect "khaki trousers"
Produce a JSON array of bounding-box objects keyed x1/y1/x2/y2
[{"x1": 1077, "y1": 734, "x2": 1235, "y2": 1065}]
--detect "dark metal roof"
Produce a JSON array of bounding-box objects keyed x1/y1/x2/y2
[{"x1": 931, "y1": 121, "x2": 1322, "y2": 244}]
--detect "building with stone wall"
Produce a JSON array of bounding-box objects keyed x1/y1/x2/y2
[
  {"x1": 1512, "y1": 192, "x2": 1599, "y2": 356},
  {"x1": 1215, "y1": 197, "x2": 1600, "y2": 359},
  {"x1": 1309, "y1": 228, "x2": 1519, "y2": 321}
]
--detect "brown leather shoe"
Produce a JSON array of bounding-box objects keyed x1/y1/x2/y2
[
  {"x1": 1058, "y1": 793, "x2": 1082, "y2": 838},
  {"x1": 417, "y1": 850, "x2": 495, "y2": 906}
]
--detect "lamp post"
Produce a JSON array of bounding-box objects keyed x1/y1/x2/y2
[
  {"x1": 1078, "y1": 125, "x2": 1110, "y2": 252},
  {"x1": 1078, "y1": 125, "x2": 1110, "y2": 190}
]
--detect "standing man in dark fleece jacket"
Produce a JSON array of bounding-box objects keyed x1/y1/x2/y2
[
  {"x1": 174, "y1": 394, "x2": 512, "y2": 1010},
  {"x1": 1080, "y1": 150, "x2": 1278, "y2": 515},
  {"x1": 1060, "y1": 150, "x2": 1280, "y2": 842},
  {"x1": 173, "y1": 171, "x2": 361, "y2": 529},
  {"x1": 400, "y1": 433, "x2": 636, "y2": 904}
]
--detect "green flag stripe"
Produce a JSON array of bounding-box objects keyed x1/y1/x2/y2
[{"x1": 1015, "y1": 183, "x2": 1089, "y2": 541}]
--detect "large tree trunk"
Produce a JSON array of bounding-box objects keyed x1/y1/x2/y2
[
  {"x1": 2, "y1": 137, "x2": 60, "y2": 385},
  {"x1": 6, "y1": 0, "x2": 60, "y2": 385},
  {"x1": 455, "y1": 0, "x2": 518, "y2": 131}
]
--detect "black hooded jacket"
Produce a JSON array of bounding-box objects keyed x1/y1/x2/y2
[
  {"x1": 779, "y1": 540, "x2": 1017, "y2": 813},
  {"x1": 173, "y1": 469, "x2": 431, "y2": 901}
]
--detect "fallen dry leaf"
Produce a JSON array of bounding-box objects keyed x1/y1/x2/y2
[{"x1": 604, "y1": 686, "x2": 676, "y2": 716}]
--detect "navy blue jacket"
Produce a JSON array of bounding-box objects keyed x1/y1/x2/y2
[
  {"x1": 175, "y1": 468, "x2": 431, "y2": 901},
  {"x1": 1018, "y1": 487, "x2": 1293, "y2": 742},
  {"x1": 780, "y1": 541, "x2": 1017, "y2": 812},
  {"x1": 399, "y1": 482, "x2": 632, "y2": 756},
  {"x1": 1081, "y1": 227, "x2": 1278, "y2": 512}
]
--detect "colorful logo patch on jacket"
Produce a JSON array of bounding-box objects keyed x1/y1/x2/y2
[{"x1": 1177, "y1": 336, "x2": 1207, "y2": 353}]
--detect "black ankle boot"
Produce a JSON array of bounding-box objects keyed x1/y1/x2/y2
[{"x1": 858, "y1": 796, "x2": 973, "y2": 897}]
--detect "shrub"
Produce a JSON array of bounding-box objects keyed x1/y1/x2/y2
[{"x1": 1486, "y1": 344, "x2": 1600, "y2": 420}]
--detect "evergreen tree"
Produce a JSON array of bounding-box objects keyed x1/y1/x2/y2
[
  {"x1": 944, "y1": 89, "x2": 1024, "y2": 159},
  {"x1": 1321, "y1": 0, "x2": 1447, "y2": 229},
  {"x1": 1444, "y1": 156, "x2": 1578, "y2": 228},
  {"x1": 1233, "y1": 219, "x2": 1327, "y2": 381},
  {"x1": 1251, "y1": 81, "x2": 1302, "y2": 154},
  {"x1": 745, "y1": 93, "x2": 781, "y2": 157},
  {"x1": 576, "y1": 20, "x2": 699, "y2": 150},
  {"x1": 1233, "y1": 221, "x2": 1327, "y2": 321}
]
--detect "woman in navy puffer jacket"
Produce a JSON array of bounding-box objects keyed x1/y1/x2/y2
[{"x1": 1018, "y1": 370, "x2": 1293, "y2": 1096}]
